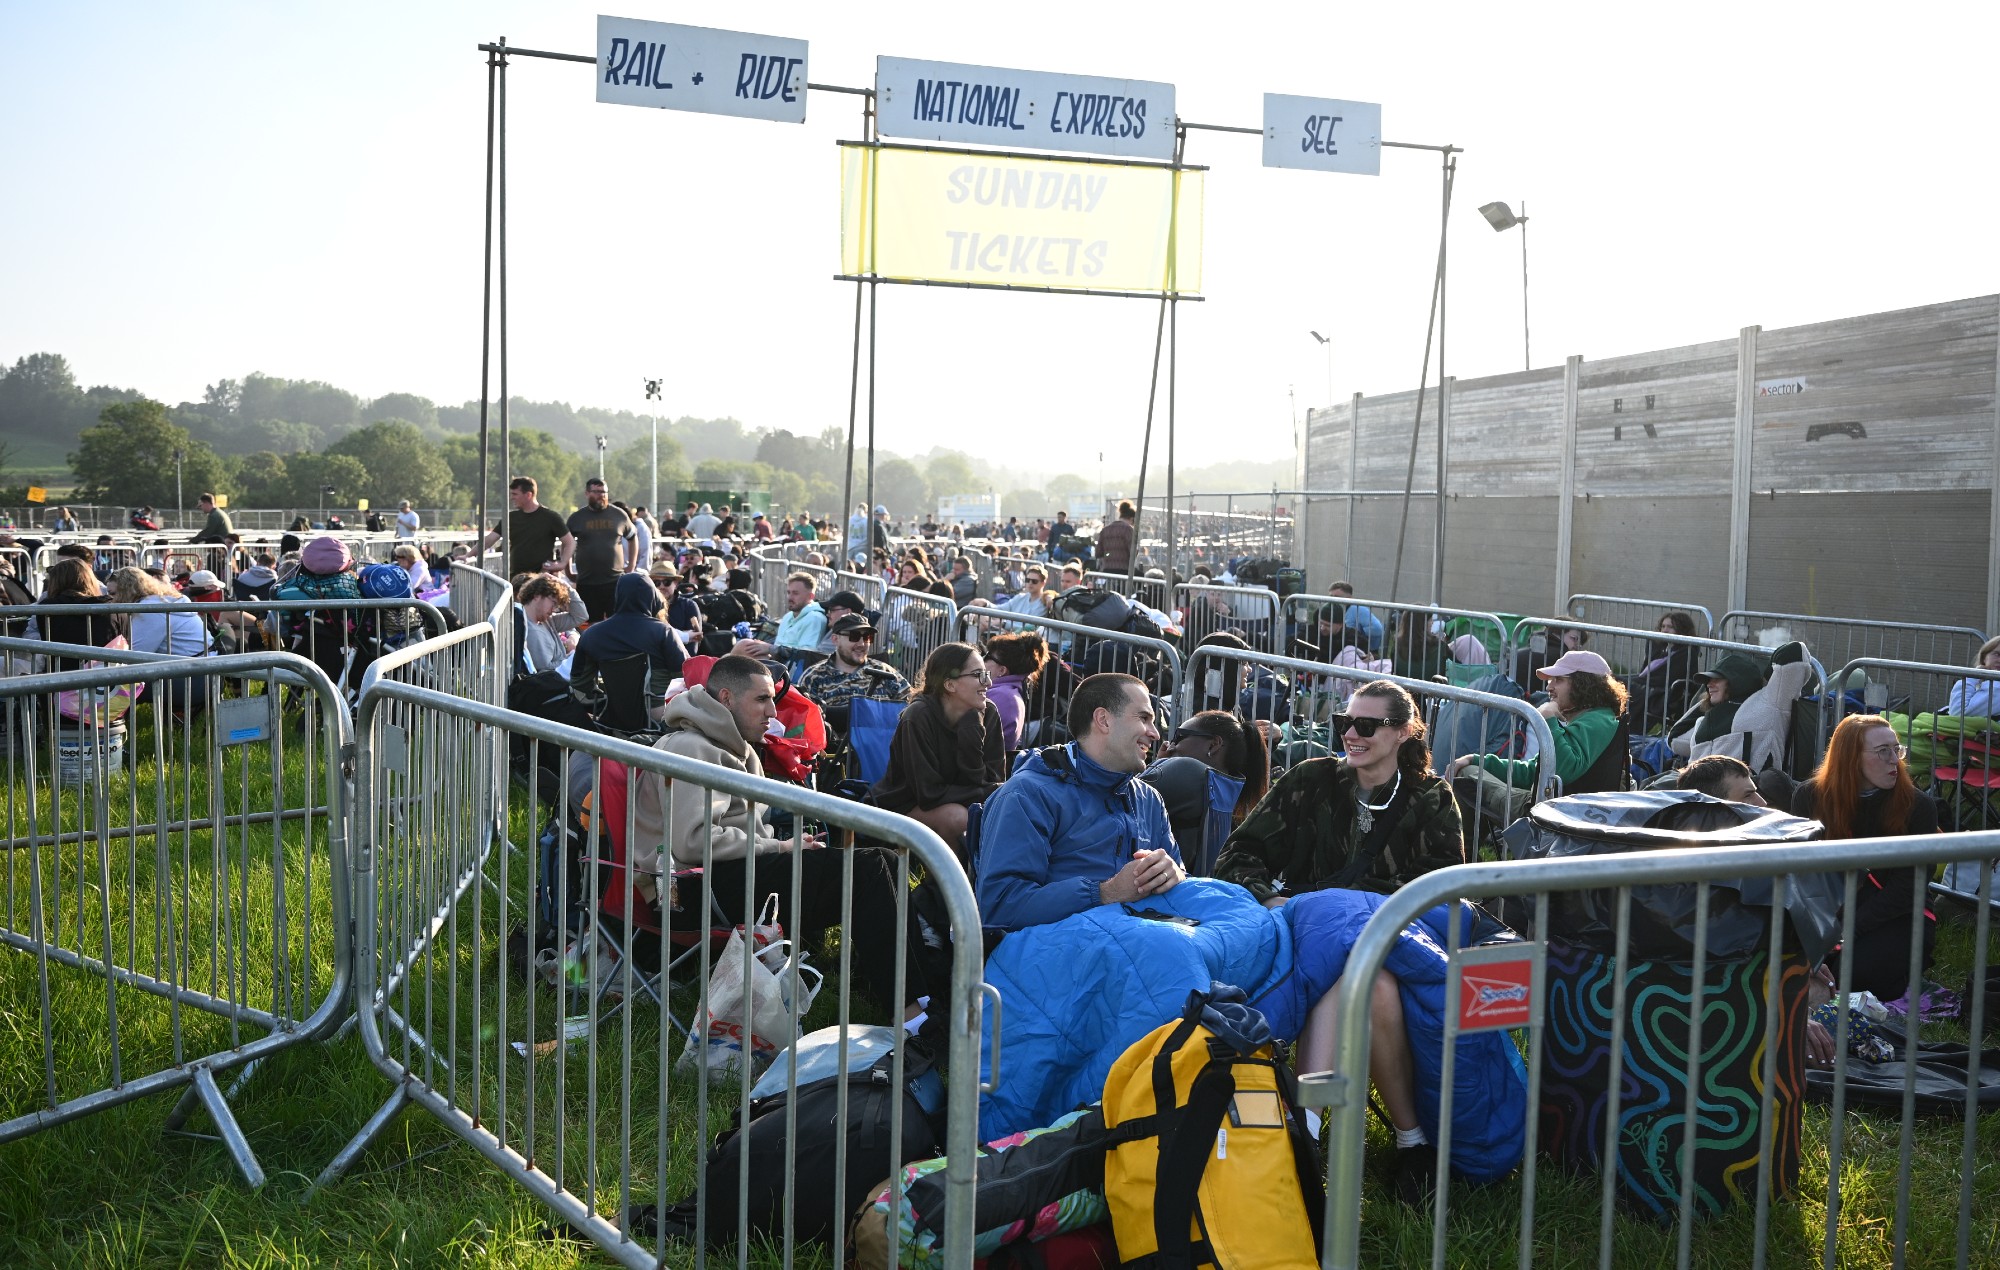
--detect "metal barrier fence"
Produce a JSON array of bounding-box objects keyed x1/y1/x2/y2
[
  {"x1": 1282, "y1": 592, "x2": 1514, "y2": 678},
  {"x1": 1317, "y1": 830, "x2": 1997, "y2": 1270},
  {"x1": 1085, "y1": 569, "x2": 1171, "y2": 612},
  {"x1": 837, "y1": 568, "x2": 887, "y2": 611},
  {"x1": 12, "y1": 597, "x2": 450, "y2": 708},
  {"x1": 1511, "y1": 616, "x2": 1829, "y2": 742},
  {"x1": 1826, "y1": 657, "x2": 2000, "y2": 908},
  {"x1": 1174, "y1": 582, "x2": 1284, "y2": 655},
  {"x1": 881, "y1": 585, "x2": 961, "y2": 682},
  {"x1": 0, "y1": 646, "x2": 353, "y2": 1187},
  {"x1": 958, "y1": 606, "x2": 1185, "y2": 745},
  {"x1": 1720, "y1": 610, "x2": 1987, "y2": 678},
  {"x1": 319, "y1": 678, "x2": 986, "y2": 1269},
  {"x1": 1566, "y1": 594, "x2": 1715, "y2": 638},
  {"x1": 1182, "y1": 644, "x2": 1561, "y2": 849}
]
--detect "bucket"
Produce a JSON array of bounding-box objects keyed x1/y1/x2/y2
[{"x1": 55, "y1": 721, "x2": 126, "y2": 783}]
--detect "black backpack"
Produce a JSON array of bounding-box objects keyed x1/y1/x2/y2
[{"x1": 628, "y1": 1042, "x2": 946, "y2": 1248}]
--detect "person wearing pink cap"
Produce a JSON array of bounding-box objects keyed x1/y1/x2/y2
[{"x1": 1443, "y1": 648, "x2": 1631, "y2": 832}]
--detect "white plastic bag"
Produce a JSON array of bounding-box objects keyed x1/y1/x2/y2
[{"x1": 678, "y1": 897, "x2": 821, "y2": 1081}]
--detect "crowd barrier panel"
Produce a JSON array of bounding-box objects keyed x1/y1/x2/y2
[
  {"x1": 1181, "y1": 644, "x2": 1561, "y2": 850},
  {"x1": 1085, "y1": 569, "x2": 1172, "y2": 612},
  {"x1": 880, "y1": 584, "x2": 961, "y2": 683},
  {"x1": 317, "y1": 678, "x2": 987, "y2": 1270},
  {"x1": 1173, "y1": 582, "x2": 1285, "y2": 655},
  {"x1": 1282, "y1": 592, "x2": 1515, "y2": 675},
  {"x1": 1511, "y1": 616, "x2": 1829, "y2": 742},
  {"x1": 142, "y1": 540, "x2": 235, "y2": 579},
  {"x1": 1826, "y1": 656, "x2": 2000, "y2": 908},
  {"x1": 36, "y1": 540, "x2": 142, "y2": 582},
  {"x1": 837, "y1": 569, "x2": 887, "y2": 610},
  {"x1": 0, "y1": 544, "x2": 33, "y2": 590},
  {"x1": 1720, "y1": 610, "x2": 1987, "y2": 679},
  {"x1": 1566, "y1": 593, "x2": 1716, "y2": 638},
  {"x1": 957, "y1": 606, "x2": 1185, "y2": 740},
  {"x1": 12, "y1": 597, "x2": 451, "y2": 707},
  {"x1": 1314, "y1": 832, "x2": 1997, "y2": 1270},
  {"x1": 0, "y1": 645, "x2": 354, "y2": 1188}
]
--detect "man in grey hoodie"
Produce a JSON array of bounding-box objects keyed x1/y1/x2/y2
[{"x1": 628, "y1": 654, "x2": 920, "y2": 1011}]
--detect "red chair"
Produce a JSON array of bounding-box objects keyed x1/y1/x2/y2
[{"x1": 577, "y1": 759, "x2": 734, "y2": 1033}]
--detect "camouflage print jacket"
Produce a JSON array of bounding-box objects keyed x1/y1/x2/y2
[{"x1": 1212, "y1": 758, "x2": 1464, "y2": 902}]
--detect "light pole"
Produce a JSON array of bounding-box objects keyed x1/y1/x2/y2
[
  {"x1": 595, "y1": 435, "x2": 608, "y2": 483},
  {"x1": 1478, "y1": 200, "x2": 1531, "y2": 370},
  {"x1": 1308, "y1": 330, "x2": 1333, "y2": 406},
  {"x1": 643, "y1": 377, "x2": 662, "y2": 516},
  {"x1": 171, "y1": 448, "x2": 184, "y2": 526}
]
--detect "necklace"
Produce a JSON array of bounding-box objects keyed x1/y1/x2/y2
[{"x1": 1354, "y1": 768, "x2": 1402, "y2": 835}]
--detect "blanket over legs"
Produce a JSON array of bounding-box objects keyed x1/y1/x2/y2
[
  {"x1": 1257, "y1": 889, "x2": 1528, "y2": 1184},
  {"x1": 978, "y1": 879, "x2": 1289, "y2": 1138}
]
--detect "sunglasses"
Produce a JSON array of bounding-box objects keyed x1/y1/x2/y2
[{"x1": 1330, "y1": 713, "x2": 1394, "y2": 738}]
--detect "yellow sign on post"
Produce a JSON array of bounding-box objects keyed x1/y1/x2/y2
[
  {"x1": 23, "y1": 487, "x2": 45, "y2": 504},
  {"x1": 840, "y1": 144, "x2": 1203, "y2": 296}
]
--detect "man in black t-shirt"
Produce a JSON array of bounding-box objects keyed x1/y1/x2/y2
[
  {"x1": 481, "y1": 476, "x2": 574, "y2": 580},
  {"x1": 564, "y1": 477, "x2": 635, "y2": 621}
]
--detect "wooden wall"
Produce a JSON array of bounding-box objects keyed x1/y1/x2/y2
[{"x1": 1299, "y1": 293, "x2": 2000, "y2": 631}]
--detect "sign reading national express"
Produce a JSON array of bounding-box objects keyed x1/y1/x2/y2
[
  {"x1": 1261, "y1": 94, "x2": 1382, "y2": 175},
  {"x1": 595, "y1": 15, "x2": 807, "y2": 123},
  {"x1": 875, "y1": 56, "x2": 1175, "y2": 162}
]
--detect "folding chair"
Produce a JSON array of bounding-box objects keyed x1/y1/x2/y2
[
  {"x1": 582, "y1": 651, "x2": 664, "y2": 743},
  {"x1": 847, "y1": 696, "x2": 906, "y2": 787},
  {"x1": 577, "y1": 757, "x2": 738, "y2": 1035}
]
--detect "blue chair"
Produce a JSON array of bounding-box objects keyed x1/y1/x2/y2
[{"x1": 848, "y1": 696, "x2": 906, "y2": 787}]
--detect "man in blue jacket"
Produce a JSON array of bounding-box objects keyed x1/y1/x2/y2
[{"x1": 977, "y1": 672, "x2": 1186, "y2": 932}]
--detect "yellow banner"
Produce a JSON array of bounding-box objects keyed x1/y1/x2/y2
[
  {"x1": 841, "y1": 144, "x2": 1202, "y2": 296},
  {"x1": 23, "y1": 487, "x2": 45, "y2": 504}
]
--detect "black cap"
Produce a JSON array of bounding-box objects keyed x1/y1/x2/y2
[
  {"x1": 825, "y1": 589, "x2": 866, "y2": 615},
  {"x1": 829, "y1": 613, "x2": 876, "y2": 638}
]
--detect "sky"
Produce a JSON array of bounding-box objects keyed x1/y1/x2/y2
[{"x1": 4, "y1": 1, "x2": 1997, "y2": 480}]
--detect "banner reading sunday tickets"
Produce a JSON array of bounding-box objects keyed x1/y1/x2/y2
[{"x1": 840, "y1": 144, "x2": 1204, "y2": 297}]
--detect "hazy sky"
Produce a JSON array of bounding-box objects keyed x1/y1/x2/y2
[{"x1": 4, "y1": 2, "x2": 1996, "y2": 478}]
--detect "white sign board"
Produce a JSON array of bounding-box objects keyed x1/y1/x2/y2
[
  {"x1": 1757, "y1": 376, "x2": 1809, "y2": 397},
  {"x1": 1067, "y1": 497, "x2": 1103, "y2": 524},
  {"x1": 1261, "y1": 94, "x2": 1382, "y2": 175},
  {"x1": 938, "y1": 493, "x2": 999, "y2": 524},
  {"x1": 595, "y1": 15, "x2": 807, "y2": 123},
  {"x1": 876, "y1": 56, "x2": 1175, "y2": 161}
]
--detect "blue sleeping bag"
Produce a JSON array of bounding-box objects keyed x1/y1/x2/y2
[
  {"x1": 979, "y1": 879, "x2": 1290, "y2": 1138},
  {"x1": 1259, "y1": 889, "x2": 1528, "y2": 1184}
]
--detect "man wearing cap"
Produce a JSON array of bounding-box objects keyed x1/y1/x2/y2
[
  {"x1": 871, "y1": 505, "x2": 893, "y2": 555},
  {"x1": 797, "y1": 613, "x2": 910, "y2": 740},
  {"x1": 1443, "y1": 649, "x2": 1631, "y2": 828},
  {"x1": 686, "y1": 502, "x2": 721, "y2": 541},
  {"x1": 649, "y1": 562, "x2": 702, "y2": 642},
  {"x1": 1667, "y1": 639, "x2": 1812, "y2": 773}
]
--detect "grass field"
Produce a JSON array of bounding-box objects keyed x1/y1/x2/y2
[{"x1": 0, "y1": 699, "x2": 1995, "y2": 1268}]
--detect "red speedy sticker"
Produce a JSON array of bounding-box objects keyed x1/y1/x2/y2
[{"x1": 1457, "y1": 957, "x2": 1534, "y2": 1032}]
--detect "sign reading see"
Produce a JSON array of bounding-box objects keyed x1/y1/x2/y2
[
  {"x1": 595, "y1": 15, "x2": 807, "y2": 123},
  {"x1": 1261, "y1": 94, "x2": 1382, "y2": 175}
]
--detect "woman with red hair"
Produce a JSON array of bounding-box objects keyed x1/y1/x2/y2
[{"x1": 1792, "y1": 714, "x2": 1939, "y2": 1002}]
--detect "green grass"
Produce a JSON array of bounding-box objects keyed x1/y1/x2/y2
[{"x1": 0, "y1": 696, "x2": 1996, "y2": 1267}]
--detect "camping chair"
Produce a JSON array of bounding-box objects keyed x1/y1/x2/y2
[
  {"x1": 576, "y1": 758, "x2": 739, "y2": 1034},
  {"x1": 1186, "y1": 769, "x2": 1248, "y2": 877},
  {"x1": 847, "y1": 696, "x2": 906, "y2": 786},
  {"x1": 583, "y1": 651, "x2": 664, "y2": 743}
]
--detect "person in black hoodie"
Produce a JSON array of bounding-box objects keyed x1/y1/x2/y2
[{"x1": 570, "y1": 573, "x2": 686, "y2": 726}]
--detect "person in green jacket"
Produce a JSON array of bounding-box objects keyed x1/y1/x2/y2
[{"x1": 1444, "y1": 649, "x2": 1630, "y2": 833}]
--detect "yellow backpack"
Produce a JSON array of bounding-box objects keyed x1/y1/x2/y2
[{"x1": 1102, "y1": 984, "x2": 1323, "y2": 1269}]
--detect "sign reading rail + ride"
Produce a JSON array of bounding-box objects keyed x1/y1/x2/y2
[
  {"x1": 875, "y1": 56, "x2": 1175, "y2": 162},
  {"x1": 595, "y1": 15, "x2": 807, "y2": 123},
  {"x1": 1261, "y1": 93, "x2": 1382, "y2": 175}
]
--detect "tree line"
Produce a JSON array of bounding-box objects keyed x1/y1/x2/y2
[{"x1": 0, "y1": 351, "x2": 1281, "y2": 520}]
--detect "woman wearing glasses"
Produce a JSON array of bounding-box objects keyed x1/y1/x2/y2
[
  {"x1": 1791, "y1": 714, "x2": 1939, "y2": 1002},
  {"x1": 871, "y1": 641, "x2": 1008, "y2": 868},
  {"x1": 1214, "y1": 680, "x2": 1463, "y2": 904}
]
